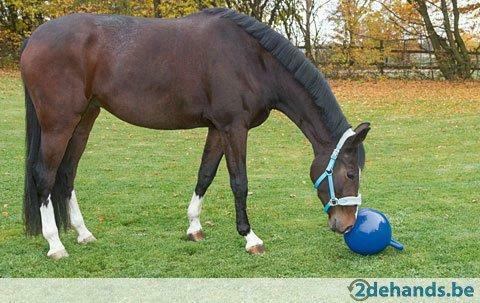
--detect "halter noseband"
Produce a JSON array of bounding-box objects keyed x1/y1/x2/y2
[{"x1": 313, "y1": 128, "x2": 362, "y2": 213}]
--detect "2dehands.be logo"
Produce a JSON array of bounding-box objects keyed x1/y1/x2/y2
[{"x1": 348, "y1": 279, "x2": 475, "y2": 301}]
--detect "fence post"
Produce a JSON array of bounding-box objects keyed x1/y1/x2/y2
[
  {"x1": 427, "y1": 38, "x2": 434, "y2": 79},
  {"x1": 379, "y1": 40, "x2": 385, "y2": 76},
  {"x1": 402, "y1": 40, "x2": 407, "y2": 78}
]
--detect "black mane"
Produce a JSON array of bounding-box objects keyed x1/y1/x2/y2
[{"x1": 204, "y1": 7, "x2": 350, "y2": 139}]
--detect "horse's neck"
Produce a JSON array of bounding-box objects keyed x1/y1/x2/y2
[{"x1": 273, "y1": 73, "x2": 335, "y2": 156}]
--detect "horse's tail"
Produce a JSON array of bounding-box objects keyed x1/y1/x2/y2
[
  {"x1": 22, "y1": 37, "x2": 71, "y2": 235},
  {"x1": 23, "y1": 38, "x2": 43, "y2": 235}
]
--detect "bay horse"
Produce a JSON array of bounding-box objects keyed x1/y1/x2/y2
[{"x1": 21, "y1": 8, "x2": 370, "y2": 260}]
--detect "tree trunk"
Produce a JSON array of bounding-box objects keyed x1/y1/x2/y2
[
  {"x1": 153, "y1": 0, "x2": 162, "y2": 18},
  {"x1": 451, "y1": 0, "x2": 472, "y2": 78},
  {"x1": 304, "y1": 0, "x2": 313, "y2": 61},
  {"x1": 411, "y1": 0, "x2": 472, "y2": 80}
]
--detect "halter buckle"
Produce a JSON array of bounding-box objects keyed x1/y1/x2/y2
[{"x1": 330, "y1": 197, "x2": 339, "y2": 206}]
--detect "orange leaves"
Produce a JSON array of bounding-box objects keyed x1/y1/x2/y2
[
  {"x1": 458, "y1": 2, "x2": 480, "y2": 14},
  {"x1": 330, "y1": 79, "x2": 480, "y2": 116}
]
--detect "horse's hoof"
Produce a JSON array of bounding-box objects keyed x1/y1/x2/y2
[
  {"x1": 78, "y1": 234, "x2": 97, "y2": 245},
  {"x1": 187, "y1": 230, "x2": 205, "y2": 242},
  {"x1": 48, "y1": 248, "x2": 69, "y2": 260},
  {"x1": 247, "y1": 244, "x2": 265, "y2": 255}
]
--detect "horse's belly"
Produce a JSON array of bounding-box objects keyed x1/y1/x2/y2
[
  {"x1": 95, "y1": 92, "x2": 209, "y2": 130},
  {"x1": 92, "y1": 57, "x2": 210, "y2": 130}
]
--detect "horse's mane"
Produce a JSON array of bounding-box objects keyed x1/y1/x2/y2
[{"x1": 203, "y1": 7, "x2": 350, "y2": 140}]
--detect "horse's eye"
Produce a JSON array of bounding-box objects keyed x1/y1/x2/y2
[{"x1": 347, "y1": 172, "x2": 356, "y2": 180}]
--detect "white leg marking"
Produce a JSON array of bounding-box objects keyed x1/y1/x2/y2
[
  {"x1": 69, "y1": 190, "x2": 96, "y2": 244},
  {"x1": 245, "y1": 230, "x2": 263, "y2": 250},
  {"x1": 40, "y1": 195, "x2": 68, "y2": 259},
  {"x1": 187, "y1": 193, "x2": 203, "y2": 235}
]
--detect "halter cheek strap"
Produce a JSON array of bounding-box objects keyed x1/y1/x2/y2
[{"x1": 313, "y1": 128, "x2": 362, "y2": 213}]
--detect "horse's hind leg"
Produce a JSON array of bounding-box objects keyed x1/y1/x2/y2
[
  {"x1": 37, "y1": 118, "x2": 82, "y2": 259},
  {"x1": 187, "y1": 128, "x2": 223, "y2": 241},
  {"x1": 23, "y1": 73, "x2": 89, "y2": 259},
  {"x1": 62, "y1": 104, "x2": 100, "y2": 244},
  {"x1": 36, "y1": 102, "x2": 97, "y2": 258}
]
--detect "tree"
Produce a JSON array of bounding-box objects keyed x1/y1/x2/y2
[
  {"x1": 384, "y1": 0, "x2": 479, "y2": 80},
  {"x1": 272, "y1": 0, "x2": 330, "y2": 64},
  {"x1": 153, "y1": 0, "x2": 162, "y2": 17},
  {"x1": 293, "y1": 0, "x2": 327, "y2": 62},
  {"x1": 276, "y1": 0, "x2": 298, "y2": 41},
  {"x1": 0, "y1": 0, "x2": 47, "y2": 65},
  {"x1": 330, "y1": 0, "x2": 377, "y2": 75},
  {"x1": 411, "y1": 0, "x2": 472, "y2": 79},
  {"x1": 224, "y1": 0, "x2": 282, "y2": 26}
]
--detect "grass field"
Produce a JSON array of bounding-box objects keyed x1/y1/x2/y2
[{"x1": 0, "y1": 71, "x2": 479, "y2": 277}]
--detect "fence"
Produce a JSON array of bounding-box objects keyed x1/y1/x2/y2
[
  {"x1": 378, "y1": 48, "x2": 480, "y2": 79},
  {"x1": 301, "y1": 44, "x2": 480, "y2": 79}
]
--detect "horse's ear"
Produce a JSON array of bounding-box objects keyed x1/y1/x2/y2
[{"x1": 349, "y1": 122, "x2": 371, "y2": 147}]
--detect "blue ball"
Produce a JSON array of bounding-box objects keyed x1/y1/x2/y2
[{"x1": 344, "y1": 208, "x2": 404, "y2": 255}]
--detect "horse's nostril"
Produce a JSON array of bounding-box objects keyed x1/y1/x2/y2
[{"x1": 329, "y1": 218, "x2": 337, "y2": 232}]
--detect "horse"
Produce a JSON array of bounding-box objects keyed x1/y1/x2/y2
[{"x1": 20, "y1": 8, "x2": 370, "y2": 260}]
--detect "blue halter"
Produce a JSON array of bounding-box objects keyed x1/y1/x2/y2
[{"x1": 313, "y1": 128, "x2": 362, "y2": 213}]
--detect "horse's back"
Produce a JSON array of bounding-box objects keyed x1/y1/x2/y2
[{"x1": 21, "y1": 11, "x2": 256, "y2": 77}]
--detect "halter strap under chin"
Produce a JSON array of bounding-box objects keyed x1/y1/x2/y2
[{"x1": 313, "y1": 128, "x2": 362, "y2": 213}]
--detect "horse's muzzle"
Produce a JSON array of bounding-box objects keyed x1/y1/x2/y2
[{"x1": 328, "y1": 212, "x2": 356, "y2": 234}]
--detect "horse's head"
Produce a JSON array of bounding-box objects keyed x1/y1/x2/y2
[{"x1": 310, "y1": 123, "x2": 371, "y2": 234}]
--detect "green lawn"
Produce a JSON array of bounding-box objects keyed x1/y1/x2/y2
[{"x1": 0, "y1": 73, "x2": 479, "y2": 277}]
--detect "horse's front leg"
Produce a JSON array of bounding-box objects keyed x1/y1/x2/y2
[
  {"x1": 222, "y1": 125, "x2": 265, "y2": 254},
  {"x1": 187, "y1": 128, "x2": 224, "y2": 241}
]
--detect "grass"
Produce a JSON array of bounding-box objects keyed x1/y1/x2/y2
[{"x1": 0, "y1": 71, "x2": 479, "y2": 277}]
